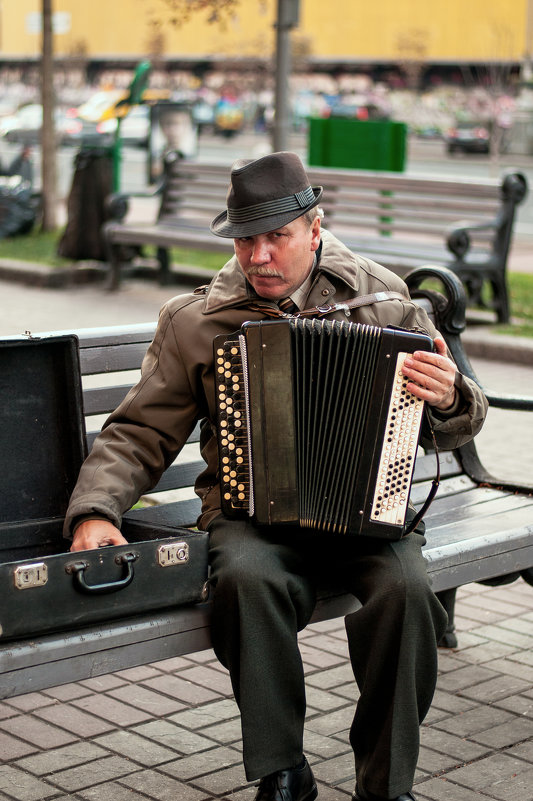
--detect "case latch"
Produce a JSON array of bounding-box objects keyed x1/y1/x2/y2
[
  {"x1": 14, "y1": 562, "x2": 48, "y2": 590},
  {"x1": 157, "y1": 541, "x2": 189, "y2": 567}
]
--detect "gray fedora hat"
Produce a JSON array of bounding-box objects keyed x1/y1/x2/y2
[{"x1": 210, "y1": 151, "x2": 323, "y2": 238}]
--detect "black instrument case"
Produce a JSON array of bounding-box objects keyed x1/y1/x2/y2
[{"x1": 0, "y1": 335, "x2": 208, "y2": 642}]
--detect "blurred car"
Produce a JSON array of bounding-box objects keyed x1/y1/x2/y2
[
  {"x1": 326, "y1": 102, "x2": 389, "y2": 121},
  {"x1": 60, "y1": 107, "x2": 102, "y2": 146},
  {"x1": 412, "y1": 125, "x2": 443, "y2": 139},
  {"x1": 0, "y1": 104, "x2": 78, "y2": 146},
  {"x1": 445, "y1": 122, "x2": 490, "y2": 154},
  {"x1": 96, "y1": 105, "x2": 150, "y2": 147},
  {"x1": 1, "y1": 104, "x2": 44, "y2": 144}
]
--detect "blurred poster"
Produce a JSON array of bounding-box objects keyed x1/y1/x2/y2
[{"x1": 148, "y1": 103, "x2": 198, "y2": 184}]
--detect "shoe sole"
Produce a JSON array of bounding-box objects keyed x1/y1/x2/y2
[{"x1": 303, "y1": 785, "x2": 318, "y2": 801}]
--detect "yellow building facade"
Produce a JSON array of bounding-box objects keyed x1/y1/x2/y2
[{"x1": 0, "y1": 0, "x2": 529, "y2": 66}]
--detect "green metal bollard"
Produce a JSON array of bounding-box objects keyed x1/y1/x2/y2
[
  {"x1": 112, "y1": 118, "x2": 122, "y2": 193},
  {"x1": 379, "y1": 189, "x2": 393, "y2": 237}
]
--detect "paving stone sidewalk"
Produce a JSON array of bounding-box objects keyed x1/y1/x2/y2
[{"x1": 0, "y1": 579, "x2": 532, "y2": 801}]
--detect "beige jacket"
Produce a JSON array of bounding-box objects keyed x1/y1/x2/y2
[{"x1": 64, "y1": 230, "x2": 488, "y2": 534}]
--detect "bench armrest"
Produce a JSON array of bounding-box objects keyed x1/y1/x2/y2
[
  {"x1": 446, "y1": 219, "x2": 498, "y2": 259},
  {"x1": 407, "y1": 265, "x2": 533, "y2": 495},
  {"x1": 105, "y1": 180, "x2": 167, "y2": 223},
  {"x1": 446, "y1": 171, "x2": 528, "y2": 260},
  {"x1": 104, "y1": 150, "x2": 183, "y2": 223},
  {"x1": 405, "y1": 265, "x2": 533, "y2": 414}
]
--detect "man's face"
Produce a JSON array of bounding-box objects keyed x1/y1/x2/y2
[{"x1": 234, "y1": 215, "x2": 321, "y2": 301}]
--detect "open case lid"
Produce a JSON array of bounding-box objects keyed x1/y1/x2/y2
[{"x1": 0, "y1": 335, "x2": 87, "y2": 525}]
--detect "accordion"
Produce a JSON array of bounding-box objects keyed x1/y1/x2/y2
[{"x1": 214, "y1": 318, "x2": 433, "y2": 540}]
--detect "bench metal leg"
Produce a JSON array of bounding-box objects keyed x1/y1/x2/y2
[
  {"x1": 521, "y1": 569, "x2": 533, "y2": 587},
  {"x1": 105, "y1": 240, "x2": 122, "y2": 291},
  {"x1": 490, "y1": 277, "x2": 510, "y2": 324},
  {"x1": 436, "y1": 588, "x2": 458, "y2": 649},
  {"x1": 157, "y1": 247, "x2": 171, "y2": 286}
]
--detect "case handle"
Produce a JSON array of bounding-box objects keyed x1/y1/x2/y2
[{"x1": 66, "y1": 552, "x2": 138, "y2": 595}]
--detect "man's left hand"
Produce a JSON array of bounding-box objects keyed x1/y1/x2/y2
[{"x1": 402, "y1": 336, "x2": 457, "y2": 411}]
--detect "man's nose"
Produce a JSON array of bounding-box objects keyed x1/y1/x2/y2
[{"x1": 250, "y1": 238, "x2": 271, "y2": 264}]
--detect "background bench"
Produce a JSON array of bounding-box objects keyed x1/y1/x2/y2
[
  {"x1": 1, "y1": 265, "x2": 532, "y2": 700},
  {"x1": 104, "y1": 154, "x2": 528, "y2": 323}
]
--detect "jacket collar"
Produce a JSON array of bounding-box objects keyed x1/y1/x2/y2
[{"x1": 202, "y1": 229, "x2": 361, "y2": 315}]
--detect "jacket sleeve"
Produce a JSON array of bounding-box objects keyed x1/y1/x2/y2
[{"x1": 63, "y1": 305, "x2": 199, "y2": 537}]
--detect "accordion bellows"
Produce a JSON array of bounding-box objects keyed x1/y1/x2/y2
[{"x1": 214, "y1": 319, "x2": 433, "y2": 540}]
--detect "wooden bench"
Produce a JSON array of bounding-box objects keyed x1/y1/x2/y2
[
  {"x1": 1, "y1": 265, "x2": 532, "y2": 700},
  {"x1": 104, "y1": 154, "x2": 528, "y2": 323}
]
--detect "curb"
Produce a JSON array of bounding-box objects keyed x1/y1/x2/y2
[
  {"x1": 0, "y1": 258, "x2": 109, "y2": 287},
  {"x1": 461, "y1": 328, "x2": 533, "y2": 367},
  {"x1": 1, "y1": 259, "x2": 532, "y2": 365}
]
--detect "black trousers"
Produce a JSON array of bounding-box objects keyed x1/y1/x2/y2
[{"x1": 208, "y1": 517, "x2": 447, "y2": 798}]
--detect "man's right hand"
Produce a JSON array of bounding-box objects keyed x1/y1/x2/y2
[{"x1": 70, "y1": 519, "x2": 128, "y2": 552}]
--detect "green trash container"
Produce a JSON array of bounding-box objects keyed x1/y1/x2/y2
[{"x1": 308, "y1": 118, "x2": 407, "y2": 172}]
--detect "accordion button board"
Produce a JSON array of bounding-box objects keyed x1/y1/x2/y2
[
  {"x1": 370, "y1": 352, "x2": 425, "y2": 525},
  {"x1": 216, "y1": 342, "x2": 251, "y2": 513},
  {"x1": 214, "y1": 319, "x2": 433, "y2": 540}
]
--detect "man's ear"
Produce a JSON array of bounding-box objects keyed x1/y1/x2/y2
[{"x1": 310, "y1": 216, "x2": 321, "y2": 251}]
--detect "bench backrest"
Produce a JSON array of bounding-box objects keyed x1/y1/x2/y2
[{"x1": 157, "y1": 157, "x2": 504, "y2": 257}]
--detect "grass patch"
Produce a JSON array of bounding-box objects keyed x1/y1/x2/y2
[
  {"x1": 0, "y1": 229, "x2": 71, "y2": 267},
  {"x1": 495, "y1": 322, "x2": 533, "y2": 337},
  {"x1": 483, "y1": 272, "x2": 533, "y2": 337},
  {"x1": 169, "y1": 246, "x2": 225, "y2": 271},
  {"x1": 508, "y1": 272, "x2": 533, "y2": 324}
]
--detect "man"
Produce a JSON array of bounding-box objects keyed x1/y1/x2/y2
[{"x1": 66, "y1": 152, "x2": 488, "y2": 801}]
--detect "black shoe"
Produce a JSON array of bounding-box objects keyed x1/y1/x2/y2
[
  {"x1": 352, "y1": 789, "x2": 416, "y2": 801},
  {"x1": 255, "y1": 757, "x2": 318, "y2": 801}
]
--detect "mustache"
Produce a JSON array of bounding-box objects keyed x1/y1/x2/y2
[{"x1": 244, "y1": 266, "x2": 284, "y2": 279}]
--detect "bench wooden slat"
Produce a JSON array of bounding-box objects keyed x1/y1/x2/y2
[
  {"x1": 412, "y1": 451, "x2": 462, "y2": 482},
  {"x1": 126, "y1": 498, "x2": 201, "y2": 528},
  {"x1": 306, "y1": 168, "x2": 504, "y2": 198},
  {"x1": 83, "y1": 384, "x2": 134, "y2": 415},
  {"x1": 106, "y1": 223, "x2": 235, "y2": 253},
  {"x1": 423, "y1": 489, "x2": 533, "y2": 531},
  {"x1": 80, "y1": 342, "x2": 151, "y2": 375},
  {"x1": 150, "y1": 460, "x2": 206, "y2": 494},
  {"x1": 322, "y1": 193, "x2": 499, "y2": 215},
  {"x1": 410, "y1": 474, "x2": 477, "y2": 505}
]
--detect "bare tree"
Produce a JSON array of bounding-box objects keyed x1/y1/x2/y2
[
  {"x1": 41, "y1": 0, "x2": 57, "y2": 231},
  {"x1": 395, "y1": 27, "x2": 428, "y2": 91}
]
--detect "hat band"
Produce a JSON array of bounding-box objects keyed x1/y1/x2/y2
[{"x1": 227, "y1": 186, "x2": 316, "y2": 224}]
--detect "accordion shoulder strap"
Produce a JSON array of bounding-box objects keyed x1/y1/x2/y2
[
  {"x1": 247, "y1": 291, "x2": 407, "y2": 319},
  {"x1": 299, "y1": 290, "x2": 407, "y2": 318}
]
